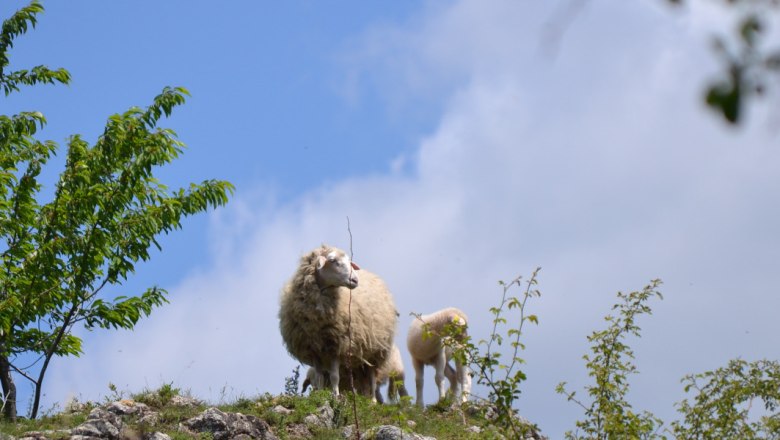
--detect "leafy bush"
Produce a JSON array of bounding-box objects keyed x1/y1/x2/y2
[
  {"x1": 416, "y1": 268, "x2": 543, "y2": 438},
  {"x1": 671, "y1": 358, "x2": 780, "y2": 439},
  {"x1": 556, "y1": 279, "x2": 664, "y2": 440}
]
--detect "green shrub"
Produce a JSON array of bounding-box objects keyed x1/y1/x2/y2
[
  {"x1": 557, "y1": 280, "x2": 665, "y2": 440},
  {"x1": 671, "y1": 358, "x2": 780, "y2": 439}
]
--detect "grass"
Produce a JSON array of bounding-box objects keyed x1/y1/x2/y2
[{"x1": 0, "y1": 386, "x2": 529, "y2": 440}]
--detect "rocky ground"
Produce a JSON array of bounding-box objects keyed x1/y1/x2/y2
[{"x1": 0, "y1": 391, "x2": 547, "y2": 440}]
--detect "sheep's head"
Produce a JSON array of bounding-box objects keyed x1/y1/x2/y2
[{"x1": 315, "y1": 249, "x2": 360, "y2": 289}]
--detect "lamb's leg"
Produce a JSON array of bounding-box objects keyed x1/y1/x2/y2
[
  {"x1": 456, "y1": 362, "x2": 471, "y2": 403},
  {"x1": 413, "y1": 358, "x2": 425, "y2": 407},
  {"x1": 444, "y1": 363, "x2": 458, "y2": 397},
  {"x1": 328, "y1": 359, "x2": 340, "y2": 397},
  {"x1": 434, "y1": 349, "x2": 448, "y2": 402}
]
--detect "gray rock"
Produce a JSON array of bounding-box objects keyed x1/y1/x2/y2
[
  {"x1": 484, "y1": 405, "x2": 498, "y2": 421},
  {"x1": 342, "y1": 424, "x2": 363, "y2": 439},
  {"x1": 146, "y1": 433, "x2": 172, "y2": 440},
  {"x1": 270, "y1": 405, "x2": 293, "y2": 415},
  {"x1": 285, "y1": 423, "x2": 312, "y2": 439},
  {"x1": 181, "y1": 407, "x2": 278, "y2": 440},
  {"x1": 373, "y1": 426, "x2": 405, "y2": 440},
  {"x1": 17, "y1": 432, "x2": 49, "y2": 440},
  {"x1": 71, "y1": 407, "x2": 122, "y2": 439},
  {"x1": 371, "y1": 425, "x2": 436, "y2": 440},
  {"x1": 137, "y1": 411, "x2": 160, "y2": 426},
  {"x1": 181, "y1": 407, "x2": 230, "y2": 438},
  {"x1": 303, "y1": 402, "x2": 335, "y2": 429},
  {"x1": 169, "y1": 395, "x2": 201, "y2": 407},
  {"x1": 106, "y1": 400, "x2": 150, "y2": 417}
]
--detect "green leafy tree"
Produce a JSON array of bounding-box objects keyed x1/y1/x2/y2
[
  {"x1": 672, "y1": 358, "x2": 780, "y2": 439},
  {"x1": 557, "y1": 280, "x2": 665, "y2": 440},
  {"x1": 0, "y1": 1, "x2": 234, "y2": 421}
]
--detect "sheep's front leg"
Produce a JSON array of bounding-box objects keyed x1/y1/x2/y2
[
  {"x1": 413, "y1": 358, "x2": 425, "y2": 407},
  {"x1": 328, "y1": 359, "x2": 340, "y2": 397},
  {"x1": 374, "y1": 387, "x2": 385, "y2": 404},
  {"x1": 434, "y1": 349, "x2": 448, "y2": 402},
  {"x1": 368, "y1": 368, "x2": 378, "y2": 404}
]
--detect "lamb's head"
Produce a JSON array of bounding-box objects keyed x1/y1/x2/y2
[{"x1": 315, "y1": 248, "x2": 360, "y2": 289}]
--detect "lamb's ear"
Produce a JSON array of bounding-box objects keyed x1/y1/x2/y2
[
  {"x1": 351, "y1": 261, "x2": 361, "y2": 270},
  {"x1": 317, "y1": 256, "x2": 328, "y2": 270}
]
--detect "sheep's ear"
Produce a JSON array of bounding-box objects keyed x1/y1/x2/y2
[
  {"x1": 317, "y1": 255, "x2": 328, "y2": 270},
  {"x1": 351, "y1": 261, "x2": 360, "y2": 271}
]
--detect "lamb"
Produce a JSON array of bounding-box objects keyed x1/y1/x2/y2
[
  {"x1": 301, "y1": 367, "x2": 326, "y2": 395},
  {"x1": 407, "y1": 307, "x2": 472, "y2": 407},
  {"x1": 279, "y1": 245, "x2": 398, "y2": 401},
  {"x1": 302, "y1": 344, "x2": 409, "y2": 404},
  {"x1": 375, "y1": 344, "x2": 409, "y2": 403}
]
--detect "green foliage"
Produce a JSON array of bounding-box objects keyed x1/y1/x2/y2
[
  {"x1": 671, "y1": 358, "x2": 780, "y2": 439},
  {"x1": 0, "y1": 1, "x2": 234, "y2": 420},
  {"x1": 105, "y1": 382, "x2": 126, "y2": 403},
  {"x1": 417, "y1": 267, "x2": 543, "y2": 438},
  {"x1": 0, "y1": 0, "x2": 70, "y2": 95},
  {"x1": 667, "y1": 0, "x2": 780, "y2": 125},
  {"x1": 557, "y1": 280, "x2": 665, "y2": 440},
  {"x1": 134, "y1": 382, "x2": 182, "y2": 409},
  {"x1": 284, "y1": 365, "x2": 301, "y2": 396}
]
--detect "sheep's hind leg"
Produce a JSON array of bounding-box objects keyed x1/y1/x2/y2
[
  {"x1": 434, "y1": 350, "x2": 448, "y2": 403},
  {"x1": 444, "y1": 363, "x2": 458, "y2": 398}
]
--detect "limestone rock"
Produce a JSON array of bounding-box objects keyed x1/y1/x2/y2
[
  {"x1": 106, "y1": 400, "x2": 150, "y2": 416},
  {"x1": 169, "y1": 395, "x2": 201, "y2": 407},
  {"x1": 17, "y1": 432, "x2": 56, "y2": 440},
  {"x1": 270, "y1": 405, "x2": 292, "y2": 416},
  {"x1": 181, "y1": 407, "x2": 278, "y2": 440},
  {"x1": 302, "y1": 402, "x2": 334, "y2": 429},
  {"x1": 371, "y1": 425, "x2": 436, "y2": 440},
  {"x1": 70, "y1": 407, "x2": 122, "y2": 439},
  {"x1": 285, "y1": 423, "x2": 312, "y2": 439}
]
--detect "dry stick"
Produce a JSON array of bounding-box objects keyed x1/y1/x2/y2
[{"x1": 346, "y1": 216, "x2": 360, "y2": 439}]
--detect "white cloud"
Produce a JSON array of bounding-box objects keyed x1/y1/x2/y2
[{"x1": 44, "y1": 0, "x2": 780, "y2": 437}]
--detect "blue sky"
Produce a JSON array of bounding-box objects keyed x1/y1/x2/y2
[{"x1": 4, "y1": 1, "x2": 780, "y2": 438}]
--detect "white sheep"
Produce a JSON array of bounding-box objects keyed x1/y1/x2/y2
[
  {"x1": 407, "y1": 307, "x2": 471, "y2": 407},
  {"x1": 301, "y1": 344, "x2": 409, "y2": 404},
  {"x1": 279, "y1": 245, "x2": 397, "y2": 401}
]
